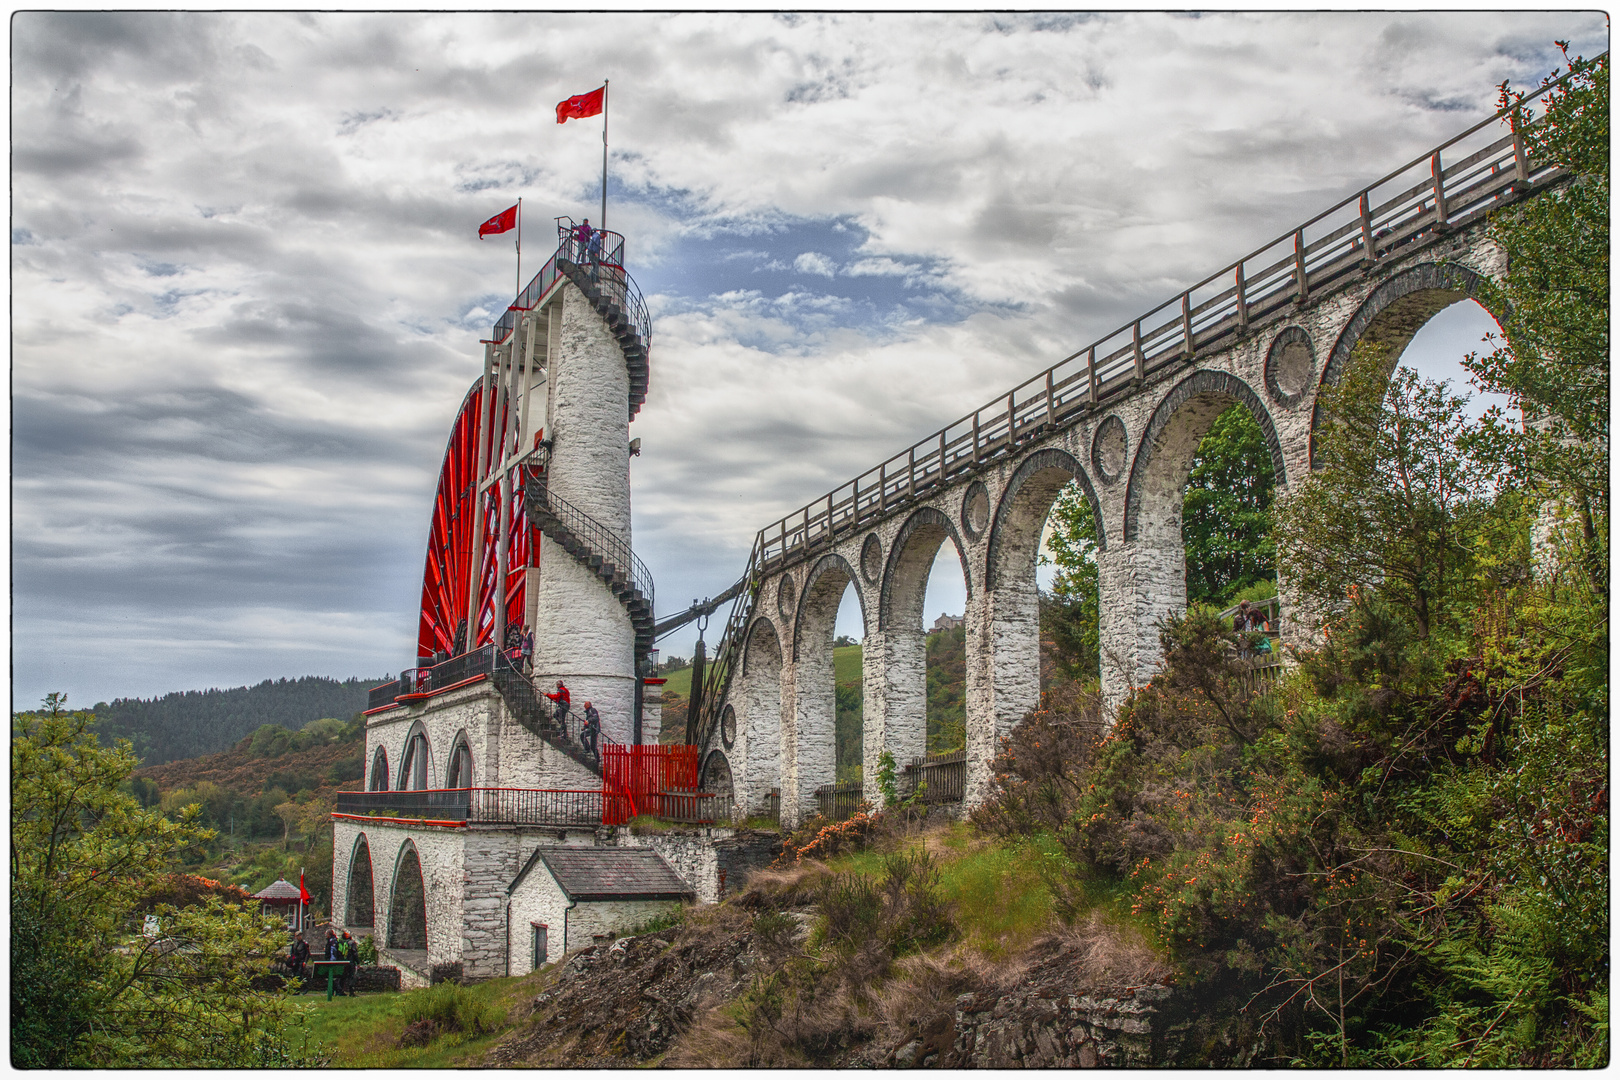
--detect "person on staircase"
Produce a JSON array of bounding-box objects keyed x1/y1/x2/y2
[
  {"x1": 546, "y1": 680, "x2": 571, "y2": 730},
  {"x1": 581, "y1": 701, "x2": 601, "y2": 761},
  {"x1": 521, "y1": 624, "x2": 534, "y2": 675}
]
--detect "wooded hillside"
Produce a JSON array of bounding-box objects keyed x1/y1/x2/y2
[{"x1": 90, "y1": 675, "x2": 382, "y2": 766}]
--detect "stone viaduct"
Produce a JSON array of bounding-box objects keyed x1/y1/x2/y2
[{"x1": 696, "y1": 103, "x2": 1569, "y2": 829}]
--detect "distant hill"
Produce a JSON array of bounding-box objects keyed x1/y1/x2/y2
[{"x1": 90, "y1": 676, "x2": 383, "y2": 767}]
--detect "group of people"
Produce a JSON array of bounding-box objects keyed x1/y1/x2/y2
[
  {"x1": 543, "y1": 680, "x2": 601, "y2": 759},
  {"x1": 570, "y1": 218, "x2": 604, "y2": 267},
  {"x1": 504, "y1": 622, "x2": 535, "y2": 674},
  {"x1": 1232, "y1": 600, "x2": 1274, "y2": 658},
  {"x1": 285, "y1": 928, "x2": 362, "y2": 996}
]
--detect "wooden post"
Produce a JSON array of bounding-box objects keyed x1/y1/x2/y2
[
  {"x1": 1045, "y1": 371, "x2": 1055, "y2": 429},
  {"x1": 1430, "y1": 151, "x2": 1449, "y2": 227},
  {"x1": 879, "y1": 461, "x2": 888, "y2": 512},
  {"x1": 779, "y1": 518, "x2": 787, "y2": 559},
  {"x1": 1511, "y1": 107, "x2": 1530, "y2": 186},
  {"x1": 907, "y1": 445, "x2": 916, "y2": 500},
  {"x1": 802, "y1": 506, "x2": 810, "y2": 548},
  {"x1": 1358, "y1": 192, "x2": 1374, "y2": 263},
  {"x1": 1006, "y1": 391, "x2": 1016, "y2": 445},
  {"x1": 1132, "y1": 321, "x2": 1144, "y2": 382},
  {"x1": 825, "y1": 491, "x2": 834, "y2": 543},
  {"x1": 1087, "y1": 345, "x2": 1098, "y2": 404},
  {"x1": 972, "y1": 411, "x2": 980, "y2": 464},
  {"x1": 1235, "y1": 263, "x2": 1248, "y2": 332},
  {"x1": 1293, "y1": 230, "x2": 1308, "y2": 304},
  {"x1": 1180, "y1": 292, "x2": 1193, "y2": 357},
  {"x1": 938, "y1": 430, "x2": 947, "y2": 480}
]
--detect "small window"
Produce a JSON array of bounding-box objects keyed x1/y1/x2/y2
[{"x1": 531, "y1": 923, "x2": 548, "y2": 970}]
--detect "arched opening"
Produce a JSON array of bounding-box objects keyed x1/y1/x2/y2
[
  {"x1": 874, "y1": 509, "x2": 971, "y2": 801},
  {"x1": 740, "y1": 617, "x2": 783, "y2": 814},
  {"x1": 987, "y1": 448, "x2": 1105, "y2": 720},
  {"x1": 701, "y1": 750, "x2": 735, "y2": 805},
  {"x1": 397, "y1": 725, "x2": 431, "y2": 791},
  {"x1": 446, "y1": 732, "x2": 473, "y2": 790},
  {"x1": 387, "y1": 843, "x2": 428, "y2": 951},
  {"x1": 790, "y1": 555, "x2": 867, "y2": 820},
  {"x1": 346, "y1": 835, "x2": 375, "y2": 929},
  {"x1": 369, "y1": 746, "x2": 390, "y2": 792},
  {"x1": 1393, "y1": 298, "x2": 1513, "y2": 419}
]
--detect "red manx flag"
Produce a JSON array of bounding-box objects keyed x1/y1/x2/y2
[
  {"x1": 556, "y1": 86, "x2": 605, "y2": 124},
  {"x1": 479, "y1": 204, "x2": 518, "y2": 238},
  {"x1": 299, "y1": 872, "x2": 311, "y2": 904}
]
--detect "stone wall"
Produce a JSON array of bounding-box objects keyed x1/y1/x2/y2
[{"x1": 614, "y1": 827, "x2": 779, "y2": 905}]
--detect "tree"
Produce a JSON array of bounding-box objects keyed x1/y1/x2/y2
[
  {"x1": 1466, "y1": 47, "x2": 1608, "y2": 593},
  {"x1": 1041, "y1": 481, "x2": 1102, "y2": 681},
  {"x1": 12, "y1": 695, "x2": 303, "y2": 1067},
  {"x1": 1272, "y1": 349, "x2": 1495, "y2": 639},
  {"x1": 1182, "y1": 405, "x2": 1276, "y2": 604}
]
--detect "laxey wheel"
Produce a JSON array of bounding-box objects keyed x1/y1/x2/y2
[{"x1": 416, "y1": 379, "x2": 538, "y2": 661}]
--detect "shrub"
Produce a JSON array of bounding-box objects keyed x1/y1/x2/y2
[{"x1": 398, "y1": 982, "x2": 504, "y2": 1039}]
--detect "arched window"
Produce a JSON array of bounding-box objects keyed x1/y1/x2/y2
[
  {"x1": 398, "y1": 729, "x2": 430, "y2": 790},
  {"x1": 446, "y1": 735, "x2": 473, "y2": 790},
  {"x1": 369, "y1": 746, "x2": 390, "y2": 792}
]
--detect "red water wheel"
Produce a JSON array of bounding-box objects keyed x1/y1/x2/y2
[{"x1": 416, "y1": 380, "x2": 538, "y2": 660}]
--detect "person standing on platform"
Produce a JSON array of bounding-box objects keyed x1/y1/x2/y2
[{"x1": 521, "y1": 624, "x2": 534, "y2": 675}]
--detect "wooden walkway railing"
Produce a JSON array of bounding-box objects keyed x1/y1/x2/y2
[{"x1": 746, "y1": 72, "x2": 1584, "y2": 579}]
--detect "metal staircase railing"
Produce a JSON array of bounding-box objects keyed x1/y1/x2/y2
[
  {"x1": 523, "y1": 475, "x2": 656, "y2": 663},
  {"x1": 692, "y1": 532, "x2": 765, "y2": 750}
]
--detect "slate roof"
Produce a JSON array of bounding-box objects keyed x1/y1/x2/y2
[
  {"x1": 252, "y1": 879, "x2": 303, "y2": 901},
  {"x1": 517, "y1": 847, "x2": 695, "y2": 902}
]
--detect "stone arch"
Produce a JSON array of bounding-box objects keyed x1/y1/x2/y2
[
  {"x1": 1312, "y1": 260, "x2": 1506, "y2": 454},
  {"x1": 701, "y1": 749, "x2": 735, "y2": 803},
  {"x1": 445, "y1": 730, "x2": 473, "y2": 789},
  {"x1": 346, "y1": 833, "x2": 375, "y2": 928},
  {"x1": 369, "y1": 746, "x2": 390, "y2": 791},
  {"x1": 387, "y1": 840, "x2": 428, "y2": 951},
  {"x1": 742, "y1": 615, "x2": 781, "y2": 676},
  {"x1": 397, "y1": 721, "x2": 433, "y2": 791},
  {"x1": 879, "y1": 506, "x2": 971, "y2": 632},
  {"x1": 986, "y1": 447, "x2": 1104, "y2": 592},
  {"x1": 1122, "y1": 369, "x2": 1286, "y2": 545},
  {"x1": 791, "y1": 554, "x2": 867, "y2": 662}
]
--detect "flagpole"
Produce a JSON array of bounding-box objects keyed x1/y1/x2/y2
[{"x1": 600, "y1": 80, "x2": 609, "y2": 232}]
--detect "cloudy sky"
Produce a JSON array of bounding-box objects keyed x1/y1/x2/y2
[{"x1": 11, "y1": 11, "x2": 1607, "y2": 709}]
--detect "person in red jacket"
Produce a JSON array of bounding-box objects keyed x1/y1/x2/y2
[{"x1": 545, "y1": 680, "x2": 571, "y2": 728}]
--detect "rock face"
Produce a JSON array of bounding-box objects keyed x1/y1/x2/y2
[{"x1": 945, "y1": 984, "x2": 1178, "y2": 1068}]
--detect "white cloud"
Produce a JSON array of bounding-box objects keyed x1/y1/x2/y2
[{"x1": 9, "y1": 11, "x2": 1605, "y2": 704}]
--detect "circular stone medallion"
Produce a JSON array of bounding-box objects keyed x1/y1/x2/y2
[
  {"x1": 860, "y1": 533, "x2": 883, "y2": 584},
  {"x1": 1091, "y1": 416, "x2": 1128, "y2": 484},
  {"x1": 776, "y1": 574, "x2": 796, "y2": 618},
  {"x1": 961, "y1": 481, "x2": 990, "y2": 539},
  {"x1": 1265, "y1": 327, "x2": 1316, "y2": 406},
  {"x1": 720, "y1": 704, "x2": 737, "y2": 749}
]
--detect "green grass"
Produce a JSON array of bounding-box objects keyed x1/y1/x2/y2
[
  {"x1": 824, "y1": 822, "x2": 1055, "y2": 959},
  {"x1": 659, "y1": 664, "x2": 693, "y2": 699},
  {"x1": 289, "y1": 971, "x2": 545, "y2": 1067},
  {"x1": 833, "y1": 644, "x2": 862, "y2": 687}
]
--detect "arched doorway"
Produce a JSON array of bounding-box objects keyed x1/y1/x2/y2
[
  {"x1": 369, "y1": 747, "x2": 390, "y2": 791},
  {"x1": 397, "y1": 725, "x2": 431, "y2": 791},
  {"x1": 346, "y1": 835, "x2": 375, "y2": 929},
  {"x1": 388, "y1": 843, "x2": 428, "y2": 951},
  {"x1": 446, "y1": 732, "x2": 473, "y2": 790}
]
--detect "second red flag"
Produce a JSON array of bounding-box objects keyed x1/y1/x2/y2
[
  {"x1": 478, "y1": 204, "x2": 518, "y2": 238},
  {"x1": 556, "y1": 86, "x2": 605, "y2": 124}
]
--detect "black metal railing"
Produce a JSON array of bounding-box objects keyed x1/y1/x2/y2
[
  {"x1": 742, "y1": 65, "x2": 1593, "y2": 579},
  {"x1": 368, "y1": 646, "x2": 500, "y2": 710},
  {"x1": 901, "y1": 750, "x2": 967, "y2": 804},
  {"x1": 334, "y1": 787, "x2": 603, "y2": 827},
  {"x1": 488, "y1": 226, "x2": 652, "y2": 353},
  {"x1": 526, "y1": 480, "x2": 654, "y2": 617},
  {"x1": 367, "y1": 678, "x2": 403, "y2": 711},
  {"x1": 814, "y1": 781, "x2": 868, "y2": 822}
]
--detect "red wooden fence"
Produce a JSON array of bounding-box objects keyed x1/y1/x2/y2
[{"x1": 600, "y1": 744, "x2": 703, "y2": 826}]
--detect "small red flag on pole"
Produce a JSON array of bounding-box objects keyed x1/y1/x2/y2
[
  {"x1": 299, "y1": 870, "x2": 311, "y2": 904},
  {"x1": 479, "y1": 204, "x2": 518, "y2": 238},
  {"x1": 556, "y1": 86, "x2": 605, "y2": 124}
]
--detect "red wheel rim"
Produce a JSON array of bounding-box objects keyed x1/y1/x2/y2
[{"x1": 416, "y1": 381, "x2": 538, "y2": 659}]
